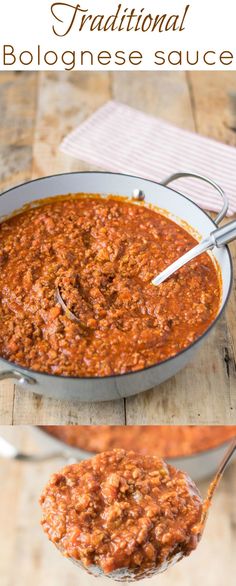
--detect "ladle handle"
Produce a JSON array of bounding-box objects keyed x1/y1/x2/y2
[
  {"x1": 211, "y1": 220, "x2": 236, "y2": 247},
  {"x1": 161, "y1": 172, "x2": 229, "y2": 225},
  {"x1": 210, "y1": 437, "x2": 236, "y2": 497},
  {"x1": 197, "y1": 438, "x2": 236, "y2": 533}
]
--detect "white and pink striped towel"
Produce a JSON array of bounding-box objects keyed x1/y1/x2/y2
[{"x1": 60, "y1": 101, "x2": 236, "y2": 216}]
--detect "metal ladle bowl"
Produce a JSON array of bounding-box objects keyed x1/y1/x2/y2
[{"x1": 52, "y1": 438, "x2": 236, "y2": 582}]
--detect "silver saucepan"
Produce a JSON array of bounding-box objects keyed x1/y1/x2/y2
[
  {"x1": 33, "y1": 427, "x2": 236, "y2": 482},
  {"x1": 0, "y1": 171, "x2": 233, "y2": 401},
  {"x1": 1, "y1": 427, "x2": 235, "y2": 482},
  {"x1": 0, "y1": 427, "x2": 235, "y2": 481}
]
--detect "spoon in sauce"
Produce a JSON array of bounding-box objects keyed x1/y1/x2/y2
[
  {"x1": 56, "y1": 285, "x2": 91, "y2": 333},
  {"x1": 55, "y1": 223, "x2": 236, "y2": 326},
  {"x1": 152, "y1": 219, "x2": 236, "y2": 286}
]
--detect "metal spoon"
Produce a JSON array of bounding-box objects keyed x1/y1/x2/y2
[
  {"x1": 152, "y1": 219, "x2": 236, "y2": 287},
  {"x1": 56, "y1": 285, "x2": 91, "y2": 332}
]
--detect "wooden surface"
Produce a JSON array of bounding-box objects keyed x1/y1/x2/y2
[
  {"x1": 0, "y1": 427, "x2": 236, "y2": 586},
  {"x1": 0, "y1": 71, "x2": 236, "y2": 424}
]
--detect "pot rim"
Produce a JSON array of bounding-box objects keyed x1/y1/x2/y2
[{"x1": 0, "y1": 170, "x2": 233, "y2": 382}]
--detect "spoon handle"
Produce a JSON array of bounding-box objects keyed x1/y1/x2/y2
[
  {"x1": 152, "y1": 220, "x2": 236, "y2": 287},
  {"x1": 152, "y1": 235, "x2": 214, "y2": 286},
  {"x1": 212, "y1": 219, "x2": 236, "y2": 247}
]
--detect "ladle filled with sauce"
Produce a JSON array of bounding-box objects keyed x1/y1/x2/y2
[{"x1": 39, "y1": 441, "x2": 236, "y2": 581}]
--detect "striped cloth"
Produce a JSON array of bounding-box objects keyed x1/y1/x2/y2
[{"x1": 60, "y1": 100, "x2": 236, "y2": 216}]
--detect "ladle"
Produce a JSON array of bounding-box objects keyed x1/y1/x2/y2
[
  {"x1": 56, "y1": 285, "x2": 90, "y2": 332},
  {"x1": 49, "y1": 437, "x2": 236, "y2": 581},
  {"x1": 55, "y1": 221, "x2": 236, "y2": 322}
]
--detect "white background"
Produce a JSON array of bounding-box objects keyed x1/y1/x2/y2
[{"x1": 0, "y1": 0, "x2": 235, "y2": 70}]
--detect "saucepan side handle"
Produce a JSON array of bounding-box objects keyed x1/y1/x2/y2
[
  {"x1": 0, "y1": 370, "x2": 36, "y2": 385},
  {"x1": 161, "y1": 172, "x2": 229, "y2": 225},
  {"x1": 0, "y1": 436, "x2": 71, "y2": 462}
]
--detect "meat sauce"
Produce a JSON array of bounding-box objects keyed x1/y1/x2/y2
[
  {"x1": 43, "y1": 425, "x2": 236, "y2": 458},
  {"x1": 40, "y1": 449, "x2": 203, "y2": 580},
  {"x1": 0, "y1": 195, "x2": 221, "y2": 377}
]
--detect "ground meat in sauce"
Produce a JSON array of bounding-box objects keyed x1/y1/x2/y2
[
  {"x1": 0, "y1": 195, "x2": 221, "y2": 377},
  {"x1": 43, "y1": 426, "x2": 236, "y2": 458},
  {"x1": 40, "y1": 449, "x2": 203, "y2": 580}
]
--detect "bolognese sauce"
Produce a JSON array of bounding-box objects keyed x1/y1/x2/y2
[
  {"x1": 40, "y1": 449, "x2": 203, "y2": 580},
  {"x1": 0, "y1": 195, "x2": 221, "y2": 376}
]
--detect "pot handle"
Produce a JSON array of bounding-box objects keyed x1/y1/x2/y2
[
  {"x1": 0, "y1": 437, "x2": 68, "y2": 462},
  {"x1": 161, "y1": 172, "x2": 229, "y2": 225},
  {"x1": 0, "y1": 370, "x2": 36, "y2": 385}
]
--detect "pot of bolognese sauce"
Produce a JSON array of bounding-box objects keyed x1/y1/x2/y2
[
  {"x1": 36, "y1": 425, "x2": 236, "y2": 481},
  {"x1": 0, "y1": 171, "x2": 232, "y2": 401}
]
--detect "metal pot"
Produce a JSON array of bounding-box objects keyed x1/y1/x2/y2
[
  {"x1": 1, "y1": 427, "x2": 235, "y2": 482},
  {"x1": 34, "y1": 427, "x2": 235, "y2": 482},
  {"x1": 0, "y1": 171, "x2": 233, "y2": 402}
]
